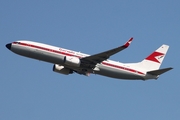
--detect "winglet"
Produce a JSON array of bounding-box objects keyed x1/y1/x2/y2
[{"x1": 123, "y1": 37, "x2": 133, "y2": 48}]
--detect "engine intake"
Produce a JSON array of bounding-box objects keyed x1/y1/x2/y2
[{"x1": 53, "y1": 64, "x2": 73, "y2": 75}]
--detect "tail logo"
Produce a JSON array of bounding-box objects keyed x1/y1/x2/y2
[{"x1": 146, "y1": 52, "x2": 164, "y2": 63}]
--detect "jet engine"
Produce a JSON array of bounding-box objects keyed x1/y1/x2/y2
[
  {"x1": 64, "y1": 56, "x2": 81, "y2": 67},
  {"x1": 53, "y1": 64, "x2": 73, "y2": 75}
]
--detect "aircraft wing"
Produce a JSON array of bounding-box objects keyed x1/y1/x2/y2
[{"x1": 80, "y1": 37, "x2": 133, "y2": 68}]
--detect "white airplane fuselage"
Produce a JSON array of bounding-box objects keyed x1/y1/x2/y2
[{"x1": 6, "y1": 40, "x2": 159, "y2": 80}]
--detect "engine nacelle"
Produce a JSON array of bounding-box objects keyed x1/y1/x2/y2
[
  {"x1": 64, "y1": 56, "x2": 81, "y2": 67},
  {"x1": 53, "y1": 64, "x2": 73, "y2": 75}
]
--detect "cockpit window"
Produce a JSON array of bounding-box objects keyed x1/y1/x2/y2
[{"x1": 13, "y1": 42, "x2": 20, "y2": 44}]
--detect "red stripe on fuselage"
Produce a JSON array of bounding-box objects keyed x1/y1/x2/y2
[
  {"x1": 13, "y1": 42, "x2": 144, "y2": 75},
  {"x1": 102, "y1": 62, "x2": 144, "y2": 75},
  {"x1": 15, "y1": 42, "x2": 80, "y2": 57}
]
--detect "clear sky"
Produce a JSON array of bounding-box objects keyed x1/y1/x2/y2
[{"x1": 1, "y1": 0, "x2": 179, "y2": 120}]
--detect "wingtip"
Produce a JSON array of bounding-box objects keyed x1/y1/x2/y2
[
  {"x1": 169, "y1": 67, "x2": 173, "y2": 70},
  {"x1": 123, "y1": 37, "x2": 133, "y2": 48}
]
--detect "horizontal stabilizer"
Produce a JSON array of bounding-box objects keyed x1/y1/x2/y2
[{"x1": 147, "y1": 67, "x2": 173, "y2": 75}]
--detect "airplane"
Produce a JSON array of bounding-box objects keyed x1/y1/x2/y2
[{"x1": 5, "y1": 37, "x2": 173, "y2": 80}]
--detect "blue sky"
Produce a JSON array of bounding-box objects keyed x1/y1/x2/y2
[{"x1": 1, "y1": 0, "x2": 179, "y2": 119}]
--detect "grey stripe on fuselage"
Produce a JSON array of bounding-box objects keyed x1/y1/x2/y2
[
  {"x1": 95, "y1": 64, "x2": 144, "y2": 80},
  {"x1": 11, "y1": 44, "x2": 65, "y2": 64}
]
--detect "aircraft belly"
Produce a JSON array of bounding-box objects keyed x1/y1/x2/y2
[
  {"x1": 11, "y1": 45, "x2": 64, "y2": 64},
  {"x1": 95, "y1": 65, "x2": 143, "y2": 80}
]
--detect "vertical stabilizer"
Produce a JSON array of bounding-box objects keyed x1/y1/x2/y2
[{"x1": 139, "y1": 44, "x2": 169, "y2": 71}]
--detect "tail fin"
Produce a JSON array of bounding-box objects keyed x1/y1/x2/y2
[{"x1": 139, "y1": 44, "x2": 169, "y2": 71}]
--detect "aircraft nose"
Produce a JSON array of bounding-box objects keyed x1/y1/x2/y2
[{"x1": 6, "y1": 43, "x2": 12, "y2": 50}]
